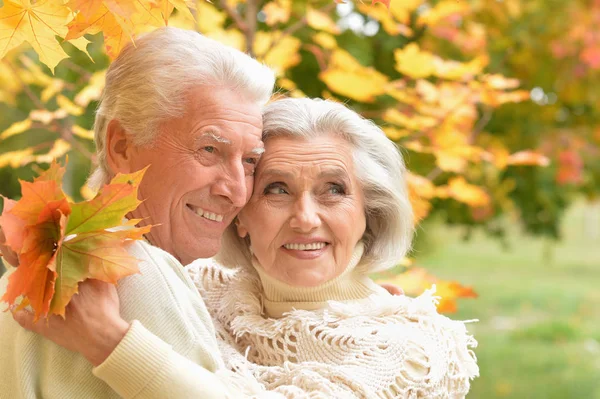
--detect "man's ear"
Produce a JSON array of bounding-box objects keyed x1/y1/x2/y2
[
  {"x1": 235, "y1": 218, "x2": 249, "y2": 238},
  {"x1": 106, "y1": 120, "x2": 134, "y2": 175}
]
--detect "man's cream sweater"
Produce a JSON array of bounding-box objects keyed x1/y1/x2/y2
[{"x1": 0, "y1": 240, "x2": 238, "y2": 399}]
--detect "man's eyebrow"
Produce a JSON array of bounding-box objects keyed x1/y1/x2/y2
[
  {"x1": 250, "y1": 147, "x2": 265, "y2": 155},
  {"x1": 200, "y1": 131, "x2": 231, "y2": 145}
]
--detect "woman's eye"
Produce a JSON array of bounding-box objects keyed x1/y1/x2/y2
[
  {"x1": 328, "y1": 184, "x2": 345, "y2": 195},
  {"x1": 264, "y1": 183, "x2": 287, "y2": 195}
]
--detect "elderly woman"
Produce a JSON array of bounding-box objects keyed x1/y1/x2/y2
[
  {"x1": 13, "y1": 98, "x2": 478, "y2": 398},
  {"x1": 188, "y1": 97, "x2": 479, "y2": 397}
]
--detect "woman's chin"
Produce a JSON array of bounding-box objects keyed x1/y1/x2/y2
[{"x1": 282, "y1": 270, "x2": 331, "y2": 288}]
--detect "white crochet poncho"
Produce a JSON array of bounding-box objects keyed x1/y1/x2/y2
[{"x1": 187, "y1": 254, "x2": 479, "y2": 399}]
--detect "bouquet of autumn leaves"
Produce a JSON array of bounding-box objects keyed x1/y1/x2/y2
[{"x1": 0, "y1": 159, "x2": 150, "y2": 322}]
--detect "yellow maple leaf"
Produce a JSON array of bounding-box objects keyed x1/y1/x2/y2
[
  {"x1": 205, "y1": 29, "x2": 245, "y2": 52},
  {"x1": 447, "y1": 176, "x2": 490, "y2": 207},
  {"x1": 57, "y1": 94, "x2": 84, "y2": 116},
  {"x1": 481, "y1": 73, "x2": 521, "y2": 90},
  {"x1": 23, "y1": 139, "x2": 71, "y2": 165},
  {"x1": 434, "y1": 55, "x2": 488, "y2": 81},
  {"x1": 74, "y1": 70, "x2": 106, "y2": 107},
  {"x1": 72, "y1": 125, "x2": 95, "y2": 140},
  {"x1": 389, "y1": 0, "x2": 422, "y2": 24},
  {"x1": 195, "y1": 0, "x2": 225, "y2": 33},
  {"x1": 164, "y1": 0, "x2": 195, "y2": 22},
  {"x1": 0, "y1": 119, "x2": 32, "y2": 140},
  {"x1": 417, "y1": 0, "x2": 470, "y2": 26},
  {"x1": 254, "y1": 31, "x2": 301, "y2": 75},
  {"x1": 262, "y1": 0, "x2": 291, "y2": 26},
  {"x1": 358, "y1": 3, "x2": 414, "y2": 36},
  {"x1": 17, "y1": 54, "x2": 53, "y2": 86},
  {"x1": 0, "y1": 148, "x2": 34, "y2": 168},
  {"x1": 383, "y1": 108, "x2": 438, "y2": 130},
  {"x1": 382, "y1": 126, "x2": 411, "y2": 141},
  {"x1": 0, "y1": 59, "x2": 22, "y2": 105},
  {"x1": 66, "y1": 36, "x2": 94, "y2": 61},
  {"x1": 40, "y1": 79, "x2": 66, "y2": 102},
  {"x1": 435, "y1": 152, "x2": 467, "y2": 173},
  {"x1": 507, "y1": 150, "x2": 550, "y2": 167},
  {"x1": 394, "y1": 43, "x2": 436, "y2": 79},
  {"x1": 406, "y1": 172, "x2": 436, "y2": 199},
  {"x1": 306, "y1": 7, "x2": 340, "y2": 35},
  {"x1": 312, "y1": 32, "x2": 337, "y2": 50},
  {"x1": 320, "y1": 49, "x2": 388, "y2": 102},
  {"x1": 0, "y1": 0, "x2": 72, "y2": 72}
]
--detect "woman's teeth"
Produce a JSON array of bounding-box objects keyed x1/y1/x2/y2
[
  {"x1": 190, "y1": 206, "x2": 223, "y2": 222},
  {"x1": 283, "y1": 242, "x2": 327, "y2": 251}
]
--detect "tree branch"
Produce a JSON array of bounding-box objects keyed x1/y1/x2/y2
[
  {"x1": 470, "y1": 106, "x2": 493, "y2": 144},
  {"x1": 245, "y1": 0, "x2": 258, "y2": 56},
  {"x1": 220, "y1": 0, "x2": 248, "y2": 34},
  {"x1": 58, "y1": 122, "x2": 95, "y2": 160},
  {"x1": 426, "y1": 166, "x2": 443, "y2": 182}
]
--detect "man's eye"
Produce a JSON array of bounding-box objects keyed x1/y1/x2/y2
[
  {"x1": 244, "y1": 157, "x2": 257, "y2": 165},
  {"x1": 203, "y1": 146, "x2": 215, "y2": 153}
]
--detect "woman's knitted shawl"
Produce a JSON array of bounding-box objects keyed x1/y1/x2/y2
[{"x1": 187, "y1": 261, "x2": 479, "y2": 399}]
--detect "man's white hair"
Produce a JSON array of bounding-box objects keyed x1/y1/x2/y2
[
  {"x1": 89, "y1": 27, "x2": 275, "y2": 189},
  {"x1": 218, "y1": 98, "x2": 414, "y2": 273}
]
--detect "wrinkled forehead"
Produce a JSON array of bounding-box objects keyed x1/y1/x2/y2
[{"x1": 256, "y1": 135, "x2": 355, "y2": 177}]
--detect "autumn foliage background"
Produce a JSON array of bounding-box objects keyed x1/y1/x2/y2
[{"x1": 0, "y1": 0, "x2": 599, "y2": 397}]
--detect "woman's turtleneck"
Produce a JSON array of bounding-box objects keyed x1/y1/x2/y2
[{"x1": 251, "y1": 242, "x2": 388, "y2": 318}]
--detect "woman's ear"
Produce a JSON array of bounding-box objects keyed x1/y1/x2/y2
[
  {"x1": 106, "y1": 120, "x2": 133, "y2": 175},
  {"x1": 235, "y1": 217, "x2": 249, "y2": 238}
]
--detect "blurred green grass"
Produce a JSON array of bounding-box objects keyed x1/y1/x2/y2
[{"x1": 418, "y1": 200, "x2": 600, "y2": 399}]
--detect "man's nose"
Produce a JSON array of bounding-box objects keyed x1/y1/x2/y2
[
  {"x1": 289, "y1": 193, "x2": 321, "y2": 232},
  {"x1": 211, "y1": 161, "x2": 248, "y2": 208}
]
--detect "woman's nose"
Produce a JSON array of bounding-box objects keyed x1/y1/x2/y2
[{"x1": 289, "y1": 193, "x2": 321, "y2": 232}]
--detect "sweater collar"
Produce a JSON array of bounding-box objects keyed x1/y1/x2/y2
[{"x1": 251, "y1": 242, "x2": 386, "y2": 318}]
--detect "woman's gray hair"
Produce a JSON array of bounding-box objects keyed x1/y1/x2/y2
[
  {"x1": 88, "y1": 27, "x2": 275, "y2": 189},
  {"x1": 218, "y1": 98, "x2": 414, "y2": 273}
]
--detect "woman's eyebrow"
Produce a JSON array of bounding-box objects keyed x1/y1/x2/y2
[
  {"x1": 260, "y1": 169, "x2": 294, "y2": 180},
  {"x1": 319, "y1": 168, "x2": 348, "y2": 180}
]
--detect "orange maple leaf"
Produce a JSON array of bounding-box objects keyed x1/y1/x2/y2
[
  {"x1": 376, "y1": 267, "x2": 477, "y2": 313},
  {"x1": 0, "y1": 160, "x2": 150, "y2": 321}
]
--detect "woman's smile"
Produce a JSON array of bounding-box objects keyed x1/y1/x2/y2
[{"x1": 281, "y1": 241, "x2": 330, "y2": 260}]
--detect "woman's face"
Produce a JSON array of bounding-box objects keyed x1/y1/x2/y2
[{"x1": 236, "y1": 134, "x2": 366, "y2": 287}]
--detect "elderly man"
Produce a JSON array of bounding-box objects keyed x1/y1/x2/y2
[{"x1": 0, "y1": 27, "x2": 275, "y2": 398}]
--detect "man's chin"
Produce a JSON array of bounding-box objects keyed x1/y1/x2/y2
[{"x1": 181, "y1": 240, "x2": 221, "y2": 264}]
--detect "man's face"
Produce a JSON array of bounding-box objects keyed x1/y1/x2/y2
[{"x1": 127, "y1": 86, "x2": 264, "y2": 265}]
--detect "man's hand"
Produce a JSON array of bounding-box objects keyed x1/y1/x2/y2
[
  {"x1": 0, "y1": 226, "x2": 19, "y2": 267},
  {"x1": 12, "y1": 279, "x2": 130, "y2": 367}
]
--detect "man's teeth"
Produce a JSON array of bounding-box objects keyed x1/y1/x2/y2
[
  {"x1": 283, "y1": 242, "x2": 327, "y2": 251},
  {"x1": 192, "y1": 206, "x2": 223, "y2": 222}
]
